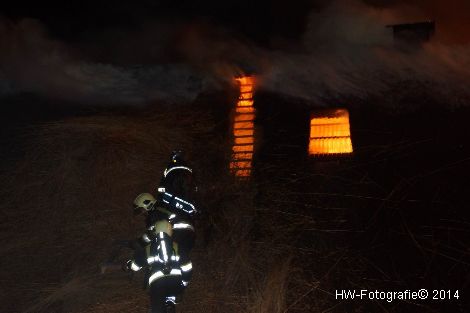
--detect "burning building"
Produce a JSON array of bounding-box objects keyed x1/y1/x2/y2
[
  {"x1": 308, "y1": 108, "x2": 353, "y2": 156},
  {"x1": 230, "y1": 76, "x2": 256, "y2": 177}
]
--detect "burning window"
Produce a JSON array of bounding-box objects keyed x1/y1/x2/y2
[
  {"x1": 230, "y1": 76, "x2": 256, "y2": 177},
  {"x1": 309, "y1": 109, "x2": 353, "y2": 156}
]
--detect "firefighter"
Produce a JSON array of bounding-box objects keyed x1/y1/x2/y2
[
  {"x1": 125, "y1": 215, "x2": 184, "y2": 312},
  {"x1": 128, "y1": 151, "x2": 197, "y2": 298},
  {"x1": 154, "y1": 150, "x2": 197, "y2": 288}
]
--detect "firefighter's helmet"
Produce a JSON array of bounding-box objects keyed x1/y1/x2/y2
[{"x1": 133, "y1": 193, "x2": 156, "y2": 215}]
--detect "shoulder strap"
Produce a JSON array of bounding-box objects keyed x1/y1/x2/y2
[{"x1": 162, "y1": 192, "x2": 197, "y2": 216}]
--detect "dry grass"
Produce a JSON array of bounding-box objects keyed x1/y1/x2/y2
[
  {"x1": 1, "y1": 97, "x2": 468, "y2": 313},
  {"x1": 249, "y1": 258, "x2": 291, "y2": 313},
  {"x1": 0, "y1": 98, "x2": 296, "y2": 313},
  {"x1": 0, "y1": 105, "x2": 216, "y2": 312}
]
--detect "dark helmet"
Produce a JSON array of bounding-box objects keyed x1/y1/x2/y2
[
  {"x1": 170, "y1": 150, "x2": 185, "y2": 165},
  {"x1": 157, "y1": 150, "x2": 198, "y2": 216}
]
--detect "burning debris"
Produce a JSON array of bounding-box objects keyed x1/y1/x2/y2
[
  {"x1": 308, "y1": 108, "x2": 353, "y2": 156},
  {"x1": 230, "y1": 76, "x2": 256, "y2": 177}
]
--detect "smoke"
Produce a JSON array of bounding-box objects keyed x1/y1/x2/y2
[
  {"x1": 1, "y1": 1, "x2": 470, "y2": 108},
  {"x1": 0, "y1": 16, "x2": 266, "y2": 105},
  {"x1": 0, "y1": 18, "x2": 206, "y2": 105},
  {"x1": 259, "y1": 0, "x2": 470, "y2": 107}
]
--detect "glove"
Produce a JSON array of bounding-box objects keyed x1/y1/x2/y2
[{"x1": 122, "y1": 260, "x2": 132, "y2": 272}]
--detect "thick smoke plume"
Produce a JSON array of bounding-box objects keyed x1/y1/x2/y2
[
  {"x1": 259, "y1": 0, "x2": 470, "y2": 107},
  {"x1": 1, "y1": 0, "x2": 469, "y2": 108},
  {"x1": 0, "y1": 18, "x2": 206, "y2": 105}
]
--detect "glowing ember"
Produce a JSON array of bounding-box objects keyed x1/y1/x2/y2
[
  {"x1": 234, "y1": 169, "x2": 251, "y2": 177},
  {"x1": 232, "y1": 152, "x2": 253, "y2": 160},
  {"x1": 239, "y1": 93, "x2": 253, "y2": 100},
  {"x1": 238, "y1": 100, "x2": 254, "y2": 107},
  {"x1": 234, "y1": 114, "x2": 255, "y2": 122},
  {"x1": 309, "y1": 109, "x2": 353, "y2": 156},
  {"x1": 234, "y1": 121, "x2": 254, "y2": 129},
  {"x1": 234, "y1": 129, "x2": 254, "y2": 137},
  {"x1": 236, "y1": 107, "x2": 255, "y2": 114},
  {"x1": 230, "y1": 76, "x2": 256, "y2": 177},
  {"x1": 233, "y1": 145, "x2": 254, "y2": 153},
  {"x1": 240, "y1": 86, "x2": 253, "y2": 93},
  {"x1": 230, "y1": 161, "x2": 252, "y2": 169},
  {"x1": 235, "y1": 137, "x2": 254, "y2": 144},
  {"x1": 236, "y1": 76, "x2": 255, "y2": 86}
]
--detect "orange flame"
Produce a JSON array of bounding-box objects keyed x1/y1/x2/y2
[
  {"x1": 230, "y1": 76, "x2": 256, "y2": 177},
  {"x1": 235, "y1": 76, "x2": 255, "y2": 86},
  {"x1": 309, "y1": 109, "x2": 353, "y2": 155}
]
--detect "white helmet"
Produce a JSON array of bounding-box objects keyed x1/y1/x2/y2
[{"x1": 133, "y1": 193, "x2": 156, "y2": 214}]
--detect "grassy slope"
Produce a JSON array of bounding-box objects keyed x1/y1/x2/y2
[{"x1": 1, "y1": 93, "x2": 469, "y2": 313}]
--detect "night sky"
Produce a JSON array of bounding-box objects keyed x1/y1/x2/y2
[
  {"x1": 1, "y1": 0, "x2": 469, "y2": 47},
  {"x1": 0, "y1": 0, "x2": 317, "y2": 45}
]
